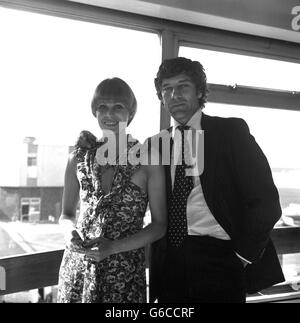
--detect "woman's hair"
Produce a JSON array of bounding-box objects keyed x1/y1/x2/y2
[
  {"x1": 91, "y1": 77, "x2": 137, "y2": 125},
  {"x1": 154, "y1": 57, "x2": 208, "y2": 109}
]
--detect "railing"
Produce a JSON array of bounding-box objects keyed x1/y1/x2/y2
[
  {"x1": 247, "y1": 291, "x2": 300, "y2": 303},
  {"x1": 0, "y1": 249, "x2": 64, "y2": 296},
  {"x1": 1, "y1": 227, "x2": 300, "y2": 301}
]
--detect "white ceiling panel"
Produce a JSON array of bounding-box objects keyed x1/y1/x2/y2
[{"x1": 68, "y1": 0, "x2": 300, "y2": 43}]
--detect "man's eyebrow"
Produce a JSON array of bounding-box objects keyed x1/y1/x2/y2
[
  {"x1": 178, "y1": 79, "x2": 192, "y2": 83},
  {"x1": 162, "y1": 79, "x2": 192, "y2": 87},
  {"x1": 161, "y1": 82, "x2": 171, "y2": 88}
]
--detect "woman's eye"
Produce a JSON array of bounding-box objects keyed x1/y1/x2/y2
[{"x1": 115, "y1": 104, "x2": 124, "y2": 110}]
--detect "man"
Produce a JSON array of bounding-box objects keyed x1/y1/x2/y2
[{"x1": 149, "y1": 57, "x2": 284, "y2": 303}]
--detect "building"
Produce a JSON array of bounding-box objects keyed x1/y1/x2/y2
[{"x1": 0, "y1": 137, "x2": 73, "y2": 222}]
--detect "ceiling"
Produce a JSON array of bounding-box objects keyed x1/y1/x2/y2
[{"x1": 69, "y1": 0, "x2": 300, "y2": 43}]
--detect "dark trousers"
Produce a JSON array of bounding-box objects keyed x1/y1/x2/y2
[{"x1": 158, "y1": 236, "x2": 246, "y2": 303}]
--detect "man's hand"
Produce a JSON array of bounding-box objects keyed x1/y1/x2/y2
[
  {"x1": 235, "y1": 252, "x2": 251, "y2": 268},
  {"x1": 240, "y1": 258, "x2": 249, "y2": 268}
]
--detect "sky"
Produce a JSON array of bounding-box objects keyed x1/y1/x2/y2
[
  {"x1": 0, "y1": 6, "x2": 161, "y2": 148},
  {"x1": 0, "y1": 6, "x2": 300, "y2": 187}
]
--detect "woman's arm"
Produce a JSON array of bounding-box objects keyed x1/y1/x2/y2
[
  {"x1": 59, "y1": 152, "x2": 81, "y2": 245},
  {"x1": 84, "y1": 164, "x2": 167, "y2": 262}
]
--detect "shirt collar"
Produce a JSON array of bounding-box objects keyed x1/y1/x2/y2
[{"x1": 172, "y1": 109, "x2": 202, "y2": 137}]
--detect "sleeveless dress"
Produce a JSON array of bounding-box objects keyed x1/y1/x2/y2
[{"x1": 57, "y1": 131, "x2": 148, "y2": 303}]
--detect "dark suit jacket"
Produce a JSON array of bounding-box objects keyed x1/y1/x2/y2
[{"x1": 149, "y1": 113, "x2": 285, "y2": 301}]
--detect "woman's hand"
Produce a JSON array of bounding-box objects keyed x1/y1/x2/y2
[
  {"x1": 82, "y1": 237, "x2": 116, "y2": 262},
  {"x1": 68, "y1": 230, "x2": 85, "y2": 252}
]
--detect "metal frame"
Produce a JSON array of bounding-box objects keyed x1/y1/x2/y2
[
  {"x1": 1, "y1": 1, "x2": 299, "y2": 61},
  {"x1": 208, "y1": 84, "x2": 300, "y2": 111},
  {"x1": 159, "y1": 30, "x2": 178, "y2": 129},
  {"x1": 1, "y1": 0, "x2": 300, "y2": 119}
]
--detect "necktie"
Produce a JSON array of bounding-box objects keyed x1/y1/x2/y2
[{"x1": 168, "y1": 125, "x2": 194, "y2": 247}]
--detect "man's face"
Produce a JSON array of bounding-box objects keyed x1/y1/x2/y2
[{"x1": 161, "y1": 73, "x2": 202, "y2": 125}]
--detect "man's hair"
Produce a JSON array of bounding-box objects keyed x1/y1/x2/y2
[
  {"x1": 91, "y1": 77, "x2": 137, "y2": 125},
  {"x1": 154, "y1": 57, "x2": 208, "y2": 108}
]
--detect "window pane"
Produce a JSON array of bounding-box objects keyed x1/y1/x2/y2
[
  {"x1": 0, "y1": 7, "x2": 161, "y2": 261},
  {"x1": 205, "y1": 103, "x2": 300, "y2": 220},
  {"x1": 27, "y1": 157, "x2": 37, "y2": 167},
  {"x1": 205, "y1": 103, "x2": 300, "y2": 288},
  {"x1": 180, "y1": 46, "x2": 300, "y2": 92},
  {"x1": 179, "y1": 44, "x2": 300, "y2": 295}
]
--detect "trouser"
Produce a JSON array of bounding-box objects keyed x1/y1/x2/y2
[{"x1": 159, "y1": 235, "x2": 246, "y2": 303}]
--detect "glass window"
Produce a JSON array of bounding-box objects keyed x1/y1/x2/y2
[
  {"x1": 204, "y1": 103, "x2": 300, "y2": 221},
  {"x1": 0, "y1": 7, "x2": 161, "y2": 261},
  {"x1": 179, "y1": 45, "x2": 300, "y2": 298},
  {"x1": 180, "y1": 46, "x2": 300, "y2": 92},
  {"x1": 204, "y1": 103, "x2": 300, "y2": 295},
  {"x1": 27, "y1": 157, "x2": 37, "y2": 167},
  {"x1": 20, "y1": 197, "x2": 41, "y2": 222}
]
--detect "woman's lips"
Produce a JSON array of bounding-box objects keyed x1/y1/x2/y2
[{"x1": 103, "y1": 120, "x2": 118, "y2": 126}]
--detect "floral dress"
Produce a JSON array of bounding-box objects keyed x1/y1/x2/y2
[{"x1": 57, "y1": 131, "x2": 148, "y2": 303}]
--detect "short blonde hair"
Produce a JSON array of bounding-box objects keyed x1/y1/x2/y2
[{"x1": 91, "y1": 78, "x2": 137, "y2": 125}]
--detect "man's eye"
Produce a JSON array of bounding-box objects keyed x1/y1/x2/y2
[
  {"x1": 115, "y1": 104, "x2": 124, "y2": 110},
  {"x1": 162, "y1": 87, "x2": 172, "y2": 93},
  {"x1": 97, "y1": 105, "x2": 105, "y2": 110},
  {"x1": 179, "y1": 84, "x2": 188, "y2": 90}
]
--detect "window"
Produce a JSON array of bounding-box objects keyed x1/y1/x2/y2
[
  {"x1": 180, "y1": 46, "x2": 300, "y2": 92},
  {"x1": 27, "y1": 157, "x2": 37, "y2": 167},
  {"x1": 0, "y1": 7, "x2": 161, "y2": 260},
  {"x1": 179, "y1": 45, "x2": 300, "y2": 296},
  {"x1": 20, "y1": 197, "x2": 41, "y2": 222}
]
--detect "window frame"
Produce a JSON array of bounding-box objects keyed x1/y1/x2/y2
[
  {"x1": 1, "y1": 0, "x2": 300, "y2": 120},
  {"x1": 1, "y1": 0, "x2": 300, "y2": 301}
]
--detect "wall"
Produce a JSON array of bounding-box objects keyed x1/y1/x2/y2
[
  {"x1": 37, "y1": 145, "x2": 69, "y2": 187},
  {"x1": 0, "y1": 187, "x2": 63, "y2": 222}
]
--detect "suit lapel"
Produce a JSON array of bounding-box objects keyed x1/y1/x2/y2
[
  {"x1": 161, "y1": 127, "x2": 173, "y2": 203},
  {"x1": 200, "y1": 113, "x2": 219, "y2": 213}
]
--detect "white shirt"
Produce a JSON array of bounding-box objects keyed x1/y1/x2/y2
[{"x1": 171, "y1": 109, "x2": 230, "y2": 240}]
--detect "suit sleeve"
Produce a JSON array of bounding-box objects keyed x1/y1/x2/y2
[{"x1": 228, "y1": 118, "x2": 282, "y2": 263}]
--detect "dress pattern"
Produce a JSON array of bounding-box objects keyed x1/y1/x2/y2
[{"x1": 57, "y1": 131, "x2": 148, "y2": 303}]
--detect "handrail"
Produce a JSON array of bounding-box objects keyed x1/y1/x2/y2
[
  {"x1": 0, "y1": 249, "x2": 64, "y2": 296},
  {"x1": 271, "y1": 226, "x2": 300, "y2": 255},
  {"x1": 247, "y1": 291, "x2": 300, "y2": 303},
  {"x1": 0, "y1": 226, "x2": 300, "y2": 298}
]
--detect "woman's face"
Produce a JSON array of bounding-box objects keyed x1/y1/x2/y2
[{"x1": 94, "y1": 97, "x2": 131, "y2": 134}]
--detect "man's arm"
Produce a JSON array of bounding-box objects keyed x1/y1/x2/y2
[{"x1": 228, "y1": 118, "x2": 281, "y2": 263}]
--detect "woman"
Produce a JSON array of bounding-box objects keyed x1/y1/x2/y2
[{"x1": 57, "y1": 78, "x2": 167, "y2": 303}]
